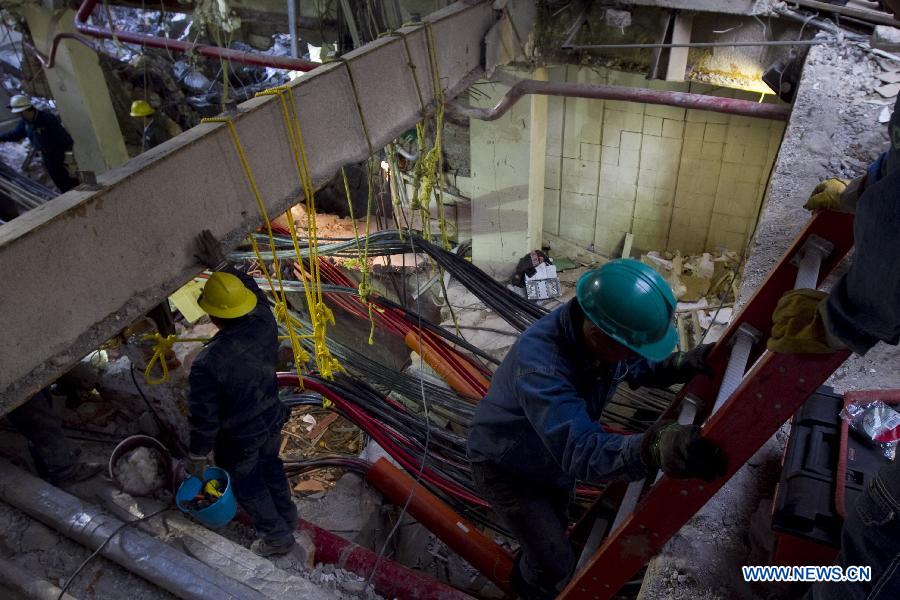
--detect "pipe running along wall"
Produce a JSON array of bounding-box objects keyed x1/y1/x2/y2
[
  {"x1": 365, "y1": 457, "x2": 514, "y2": 594},
  {"x1": 33, "y1": 0, "x2": 322, "y2": 72},
  {"x1": 450, "y1": 78, "x2": 792, "y2": 122}
]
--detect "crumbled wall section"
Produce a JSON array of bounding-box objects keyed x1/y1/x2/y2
[{"x1": 542, "y1": 65, "x2": 785, "y2": 257}]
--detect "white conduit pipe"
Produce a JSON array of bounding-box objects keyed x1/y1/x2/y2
[{"x1": 0, "y1": 459, "x2": 264, "y2": 600}]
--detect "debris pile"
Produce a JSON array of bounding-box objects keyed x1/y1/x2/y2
[
  {"x1": 112, "y1": 446, "x2": 167, "y2": 497},
  {"x1": 308, "y1": 563, "x2": 379, "y2": 600},
  {"x1": 641, "y1": 250, "x2": 743, "y2": 349}
]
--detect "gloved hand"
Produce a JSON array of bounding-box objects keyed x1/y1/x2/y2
[
  {"x1": 670, "y1": 343, "x2": 714, "y2": 379},
  {"x1": 195, "y1": 229, "x2": 228, "y2": 270},
  {"x1": 767, "y1": 289, "x2": 839, "y2": 354},
  {"x1": 636, "y1": 343, "x2": 714, "y2": 389},
  {"x1": 804, "y1": 178, "x2": 848, "y2": 212},
  {"x1": 641, "y1": 420, "x2": 726, "y2": 481},
  {"x1": 185, "y1": 454, "x2": 210, "y2": 480}
]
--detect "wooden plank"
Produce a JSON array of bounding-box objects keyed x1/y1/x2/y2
[{"x1": 665, "y1": 13, "x2": 694, "y2": 82}]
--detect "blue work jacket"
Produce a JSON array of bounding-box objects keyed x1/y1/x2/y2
[
  {"x1": 0, "y1": 110, "x2": 73, "y2": 154},
  {"x1": 188, "y1": 268, "x2": 284, "y2": 456},
  {"x1": 467, "y1": 300, "x2": 654, "y2": 489}
]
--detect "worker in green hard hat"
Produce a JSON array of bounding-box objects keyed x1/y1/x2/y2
[
  {"x1": 130, "y1": 99, "x2": 170, "y2": 153},
  {"x1": 467, "y1": 258, "x2": 726, "y2": 599}
]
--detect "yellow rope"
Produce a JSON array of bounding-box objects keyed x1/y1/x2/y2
[
  {"x1": 201, "y1": 114, "x2": 321, "y2": 385},
  {"x1": 340, "y1": 165, "x2": 377, "y2": 344},
  {"x1": 141, "y1": 333, "x2": 209, "y2": 385},
  {"x1": 253, "y1": 86, "x2": 344, "y2": 378}
]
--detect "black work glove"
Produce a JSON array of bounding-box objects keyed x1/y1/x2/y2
[
  {"x1": 641, "y1": 420, "x2": 726, "y2": 481},
  {"x1": 672, "y1": 343, "x2": 714, "y2": 378},
  {"x1": 634, "y1": 344, "x2": 714, "y2": 389},
  {"x1": 195, "y1": 229, "x2": 228, "y2": 270}
]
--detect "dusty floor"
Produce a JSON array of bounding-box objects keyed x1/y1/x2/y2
[{"x1": 0, "y1": 499, "x2": 176, "y2": 600}]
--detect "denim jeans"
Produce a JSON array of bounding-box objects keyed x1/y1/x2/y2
[
  {"x1": 806, "y1": 458, "x2": 900, "y2": 600},
  {"x1": 215, "y1": 414, "x2": 296, "y2": 544},
  {"x1": 7, "y1": 391, "x2": 77, "y2": 484},
  {"x1": 472, "y1": 461, "x2": 575, "y2": 600}
]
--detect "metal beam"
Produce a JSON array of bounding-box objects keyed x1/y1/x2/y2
[{"x1": 0, "y1": 0, "x2": 494, "y2": 407}]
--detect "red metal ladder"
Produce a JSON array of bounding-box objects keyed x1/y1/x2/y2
[{"x1": 560, "y1": 210, "x2": 856, "y2": 600}]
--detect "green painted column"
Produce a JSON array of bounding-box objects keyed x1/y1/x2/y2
[{"x1": 22, "y1": 6, "x2": 128, "y2": 174}]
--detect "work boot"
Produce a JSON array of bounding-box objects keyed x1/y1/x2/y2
[{"x1": 251, "y1": 536, "x2": 296, "y2": 557}]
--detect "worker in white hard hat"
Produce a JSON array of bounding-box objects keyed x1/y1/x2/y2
[
  {"x1": 129, "y1": 100, "x2": 169, "y2": 153},
  {"x1": 186, "y1": 229, "x2": 298, "y2": 557},
  {"x1": 0, "y1": 95, "x2": 77, "y2": 192}
]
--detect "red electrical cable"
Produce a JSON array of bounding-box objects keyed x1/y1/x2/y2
[{"x1": 280, "y1": 373, "x2": 490, "y2": 507}]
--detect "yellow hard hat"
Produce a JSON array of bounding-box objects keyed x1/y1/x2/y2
[
  {"x1": 9, "y1": 94, "x2": 33, "y2": 114},
  {"x1": 130, "y1": 99, "x2": 155, "y2": 117},
  {"x1": 197, "y1": 272, "x2": 257, "y2": 319}
]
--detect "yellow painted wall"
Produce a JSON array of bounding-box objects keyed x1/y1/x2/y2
[{"x1": 542, "y1": 65, "x2": 785, "y2": 256}]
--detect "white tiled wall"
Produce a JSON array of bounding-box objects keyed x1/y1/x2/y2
[{"x1": 543, "y1": 65, "x2": 785, "y2": 256}]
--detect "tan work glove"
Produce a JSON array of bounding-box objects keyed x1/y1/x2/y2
[
  {"x1": 804, "y1": 178, "x2": 848, "y2": 211},
  {"x1": 767, "y1": 289, "x2": 837, "y2": 354}
]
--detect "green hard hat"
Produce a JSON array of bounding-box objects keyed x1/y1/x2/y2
[{"x1": 575, "y1": 259, "x2": 678, "y2": 362}]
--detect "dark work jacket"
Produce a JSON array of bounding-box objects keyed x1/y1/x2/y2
[
  {"x1": 188, "y1": 268, "x2": 283, "y2": 456},
  {"x1": 826, "y1": 94, "x2": 900, "y2": 354},
  {"x1": 467, "y1": 300, "x2": 656, "y2": 490},
  {"x1": 142, "y1": 118, "x2": 169, "y2": 152},
  {"x1": 0, "y1": 110, "x2": 73, "y2": 154}
]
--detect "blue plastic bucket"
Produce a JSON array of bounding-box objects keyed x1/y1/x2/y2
[{"x1": 176, "y1": 467, "x2": 237, "y2": 528}]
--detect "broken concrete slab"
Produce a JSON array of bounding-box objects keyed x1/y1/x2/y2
[
  {"x1": 872, "y1": 25, "x2": 900, "y2": 52},
  {"x1": 296, "y1": 473, "x2": 390, "y2": 551},
  {"x1": 875, "y1": 82, "x2": 900, "y2": 98}
]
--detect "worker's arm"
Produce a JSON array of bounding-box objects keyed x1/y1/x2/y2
[
  {"x1": 517, "y1": 362, "x2": 648, "y2": 482},
  {"x1": 626, "y1": 344, "x2": 714, "y2": 390},
  {"x1": 0, "y1": 120, "x2": 26, "y2": 144},
  {"x1": 814, "y1": 153, "x2": 887, "y2": 215},
  {"x1": 187, "y1": 359, "x2": 223, "y2": 457}
]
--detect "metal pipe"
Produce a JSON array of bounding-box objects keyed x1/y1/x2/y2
[
  {"x1": 773, "y1": 5, "x2": 868, "y2": 41},
  {"x1": 793, "y1": 0, "x2": 900, "y2": 28},
  {"x1": 296, "y1": 518, "x2": 474, "y2": 600},
  {"x1": 365, "y1": 457, "x2": 514, "y2": 594},
  {"x1": 0, "y1": 459, "x2": 263, "y2": 600},
  {"x1": 287, "y1": 0, "x2": 299, "y2": 58},
  {"x1": 563, "y1": 39, "x2": 827, "y2": 50},
  {"x1": 59, "y1": 0, "x2": 319, "y2": 72},
  {"x1": 0, "y1": 555, "x2": 79, "y2": 600},
  {"x1": 23, "y1": 33, "x2": 101, "y2": 69},
  {"x1": 449, "y1": 79, "x2": 792, "y2": 122}
]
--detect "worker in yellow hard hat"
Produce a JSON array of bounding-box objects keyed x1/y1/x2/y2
[
  {"x1": 130, "y1": 99, "x2": 170, "y2": 153},
  {"x1": 186, "y1": 229, "x2": 297, "y2": 557}
]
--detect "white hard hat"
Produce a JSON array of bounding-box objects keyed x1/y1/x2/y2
[{"x1": 9, "y1": 95, "x2": 33, "y2": 114}]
